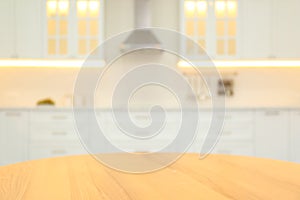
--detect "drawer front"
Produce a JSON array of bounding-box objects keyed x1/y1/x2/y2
[
  {"x1": 29, "y1": 143, "x2": 86, "y2": 160},
  {"x1": 221, "y1": 111, "x2": 253, "y2": 121},
  {"x1": 220, "y1": 128, "x2": 253, "y2": 140},
  {"x1": 30, "y1": 126, "x2": 80, "y2": 141},
  {"x1": 93, "y1": 139, "x2": 173, "y2": 153},
  {"x1": 212, "y1": 141, "x2": 254, "y2": 156},
  {"x1": 31, "y1": 111, "x2": 74, "y2": 122}
]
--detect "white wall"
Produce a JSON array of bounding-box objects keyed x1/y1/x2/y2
[{"x1": 1, "y1": 67, "x2": 300, "y2": 108}]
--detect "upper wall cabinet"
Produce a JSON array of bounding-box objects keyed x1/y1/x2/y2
[
  {"x1": 181, "y1": 0, "x2": 239, "y2": 59},
  {"x1": 45, "y1": 0, "x2": 104, "y2": 58},
  {"x1": 0, "y1": 0, "x2": 104, "y2": 59},
  {"x1": 181, "y1": 0, "x2": 300, "y2": 60},
  {"x1": 0, "y1": 1, "x2": 15, "y2": 58}
]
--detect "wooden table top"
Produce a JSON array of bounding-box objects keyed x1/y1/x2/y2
[{"x1": 0, "y1": 154, "x2": 300, "y2": 200}]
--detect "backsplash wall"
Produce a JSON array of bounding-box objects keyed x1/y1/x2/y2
[{"x1": 1, "y1": 67, "x2": 300, "y2": 108}]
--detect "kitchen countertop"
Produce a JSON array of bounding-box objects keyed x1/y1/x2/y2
[
  {"x1": 0, "y1": 154, "x2": 300, "y2": 199},
  {"x1": 1, "y1": 106, "x2": 300, "y2": 111}
]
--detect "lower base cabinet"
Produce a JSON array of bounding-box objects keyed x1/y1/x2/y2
[
  {"x1": 1, "y1": 108, "x2": 300, "y2": 166},
  {"x1": 0, "y1": 111, "x2": 28, "y2": 165},
  {"x1": 29, "y1": 142, "x2": 86, "y2": 160},
  {"x1": 291, "y1": 111, "x2": 300, "y2": 162},
  {"x1": 255, "y1": 110, "x2": 289, "y2": 161}
]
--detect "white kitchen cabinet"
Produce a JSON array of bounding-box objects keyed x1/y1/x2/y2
[
  {"x1": 290, "y1": 110, "x2": 300, "y2": 163},
  {"x1": 15, "y1": 0, "x2": 43, "y2": 58},
  {"x1": 254, "y1": 110, "x2": 289, "y2": 161},
  {"x1": 29, "y1": 110, "x2": 87, "y2": 160},
  {"x1": 91, "y1": 110, "x2": 186, "y2": 153},
  {"x1": 0, "y1": 0, "x2": 104, "y2": 58},
  {"x1": 240, "y1": 0, "x2": 300, "y2": 59},
  {"x1": 240, "y1": 0, "x2": 272, "y2": 58},
  {"x1": 272, "y1": 0, "x2": 300, "y2": 58},
  {"x1": 0, "y1": 111, "x2": 29, "y2": 165},
  {"x1": 0, "y1": 1, "x2": 15, "y2": 58},
  {"x1": 211, "y1": 110, "x2": 255, "y2": 156},
  {"x1": 0, "y1": 0, "x2": 43, "y2": 58}
]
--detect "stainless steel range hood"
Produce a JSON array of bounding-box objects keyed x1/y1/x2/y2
[{"x1": 121, "y1": 0, "x2": 161, "y2": 52}]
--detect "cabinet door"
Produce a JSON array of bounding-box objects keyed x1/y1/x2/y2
[
  {"x1": 240, "y1": 0, "x2": 272, "y2": 58},
  {"x1": 272, "y1": 0, "x2": 300, "y2": 58},
  {"x1": 0, "y1": 111, "x2": 29, "y2": 165},
  {"x1": 290, "y1": 111, "x2": 300, "y2": 163},
  {"x1": 15, "y1": 0, "x2": 43, "y2": 58},
  {"x1": 254, "y1": 110, "x2": 289, "y2": 161},
  {"x1": 0, "y1": 1, "x2": 15, "y2": 58}
]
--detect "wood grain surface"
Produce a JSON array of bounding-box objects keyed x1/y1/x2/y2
[{"x1": 0, "y1": 154, "x2": 300, "y2": 200}]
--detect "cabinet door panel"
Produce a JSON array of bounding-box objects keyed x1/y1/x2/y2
[
  {"x1": 255, "y1": 110, "x2": 289, "y2": 161},
  {"x1": 291, "y1": 111, "x2": 300, "y2": 163},
  {"x1": 272, "y1": 0, "x2": 300, "y2": 58},
  {"x1": 0, "y1": 1, "x2": 14, "y2": 58},
  {"x1": 240, "y1": 0, "x2": 272, "y2": 58},
  {"x1": 0, "y1": 111, "x2": 29, "y2": 165}
]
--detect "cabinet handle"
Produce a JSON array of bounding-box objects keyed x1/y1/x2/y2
[
  {"x1": 52, "y1": 115, "x2": 68, "y2": 120},
  {"x1": 134, "y1": 115, "x2": 149, "y2": 120},
  {"x1": 51, "y1": 149, "x2": 67, "y2": 154},
  {"x1": 264, "y1": 111, "x2": 280, "y2": 116},
  {"x1": 223, "y1": 131, "x2": 232, "y2": 135},
  {"x1": 5, "y1": 112, "x2": 21, "y2": 117},
  {"x1": 52, "y1": 132, "x2": 67, "y2": 136},
  {"x1": 218, "y1": 150, "x2": 232, "y2": 154}
]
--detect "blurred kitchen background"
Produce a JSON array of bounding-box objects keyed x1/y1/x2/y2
[{"x1": 1, "y1": 0, "x2": 300, "y2": 165}]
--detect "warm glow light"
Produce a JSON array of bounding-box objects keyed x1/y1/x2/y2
[
  {"x1": 177, "y1": 60, "x2": 300, "y2": 68},
  {"x1": 89, "y1": 1, "x2": 99, "y2": 17},
  {"x1": 227, "y1": 1, "x2": 237, "y2": 17},
  {"x1": 58, "y1": 1, "x2": 69, "y2": 16},
  {"x1": 0, "y1": 59, "x2": 105, "y2": 68},
  {"x1": 197, "y1": 1, "x2": 207, "y2": 17},
  {"x1": 227, "y1": 1, "x2": 236, "y2": 10},
  {"x1": 185, "y1": 1, "x2": 196, "y2": 17},
  {"x1": 47, "y1": 1, "x2": 57, "y2": 16},
  {"x1": 215, "y1": 1, "x2": 226, "y2": 18},
  {"x1": 77, "y1": 1, "x2": 88, "y2": 17},
  {"x1": 215, "y1": 1, "x2": 226, "y2": 11}
]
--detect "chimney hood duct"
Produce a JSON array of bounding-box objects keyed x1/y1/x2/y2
[{"x1": 121, "y1": 0, "x2": 162, "y2": 52}]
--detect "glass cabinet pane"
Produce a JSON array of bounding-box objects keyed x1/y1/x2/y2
[
  {"x1": 198, "y1": 21, "x2": 206, "y2": 36},
  {"x1": 79, "y1": 39, "x2": 87, "y2": 55},
  {"x1": 58, "y1": 0, "x2": 69, "y2": 16},
  {"x1": 59, "y1": 20, "x2": 68, "y2": 36},
  {"x1": 186, "y1": 20, "x2": 195, "y2": 36},
  {"x1": 217, "y1": 39, "x2": 225, "y2": 55},
  {"x1": 59, "y1": 39, "x2": 68, "y2": 55},
  {"x1": 48, "y1": 20, "x2": 56, "y2": 36},
  {"x1": 89, "y1": 1, "x2": 100, "y2": 17},
  {"x1": 196, "y1": 1, "x2": 207, "y2": 18},
  {"x1": 227, "y1": 1, "x2": 237, "y2": 18},
  {"x1": 228, "y1": 39, "x2": 236, "y2": 55},
  {"x1": 228, "y1": 20, "x2": 236, "y2": 36},
  {"x1": 90, "y1": 39, "x2": 98, "y2": 51},
  {"x1": 215, "y1": 1, "x2": 226, "y2": 18},
  {"x1": 216, "y1": 20, "x2": 225, "y2": 37},
  {"x1": 185, "y1": 1, "x2": 196, "y2": 18},
  {"x1": 47, "y1": 1, "x2": 57, "y2": 17},
  {"x1": 48, "y1": 39, "x2": 56, "y2": 55},
  {"x1": 77, "y1": 1, "x2": 88, "y2": 17},
  {"x1": 78, "y1": 20, "x2": 87, "y2": 36},
  {"x1": 90, "y1": 20, "x2": 98, "y2": 36}
]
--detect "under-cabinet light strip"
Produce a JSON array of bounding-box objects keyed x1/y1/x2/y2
[
  {"x1": 0, "y1": 59, "x2": 105, "y2": 68},
  {"x1": 178, "y1": 60, "x2": 300, "y2": 68}
]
